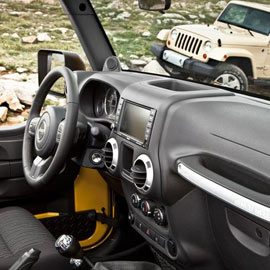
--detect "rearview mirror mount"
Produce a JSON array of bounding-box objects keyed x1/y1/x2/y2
[{"x1": 138, "y1": 0, "x2": 171, "y2": 11}]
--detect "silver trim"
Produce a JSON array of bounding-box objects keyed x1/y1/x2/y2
[
  {"x1": 177, "y1": 163, "x2": 270, "y2": 223},
  {"x1": 162, "y1": 50, "x2": 188, "y2": 68},
  {"x1": 106, "y1": 138, "x2": 119, "y2": 171},
  {"x1": 134, "y1": 154, "x2": 154, "y2": 193}
]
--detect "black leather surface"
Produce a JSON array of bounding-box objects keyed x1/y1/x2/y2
[{"x1": 0, "y1": 207, "x2": 69, "y2": 269}]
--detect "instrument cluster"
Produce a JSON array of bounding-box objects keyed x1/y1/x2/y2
[{"x1": 80, "y1": 80, "x2": 120, "y2": 121}]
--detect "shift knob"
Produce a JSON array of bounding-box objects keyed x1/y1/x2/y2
[{"x1": 55, "y1": 235, "x2": 84, "y2": 259}]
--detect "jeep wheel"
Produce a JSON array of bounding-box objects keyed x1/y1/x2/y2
[{"x1": 213, "y1": 63, "x2": 248, "y2": 91}]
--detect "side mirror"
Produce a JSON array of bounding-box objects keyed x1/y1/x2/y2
[
  {"x1": 138, "y1": 0, "x2": 171, "y2": 11},
  {"x1": 38, "y1": 50, "x2": 86, "y2": 87}
]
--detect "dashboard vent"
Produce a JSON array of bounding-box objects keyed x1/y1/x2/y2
[
  {"x1": 102, "y1": 138, "x2": 119, "y2": 171},
  {"x1": 131, "y1": 154, "x2": 153, "y2": 193}
]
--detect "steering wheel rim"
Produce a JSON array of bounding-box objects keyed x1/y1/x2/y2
[{"x1": 23, "y1": 66, "x2": 79, "y2": 188}]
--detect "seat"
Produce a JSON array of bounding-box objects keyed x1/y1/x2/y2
[{"x1": 0, "y1": 207, "x2": 69, "y2": 270}]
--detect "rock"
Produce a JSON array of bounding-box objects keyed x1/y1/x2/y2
[
  {"x1": 9, "y1": 11, "x2": 22, "y2": 16},
  {"x1": 199, "y1": 14, "x2": 206, "y2": 19},
  {"x1": 0, "y1": 89, "x2": 24, "y2": 112},
  {"x1": 22, "y1": 35, "x2": 37, "y2": 44},
  {"x1": 0, "y1": 67, "x2": 6, "y2": 72},
  {"x1": 130, "y1": 54, "x2": 139, "y2": 59},
  {"x1": 116, "y1": 11, "x2": 131, "y2": 20},
  {"x1": 142, "y1": 31, "x2": 151, "y2": 37},
  {"x1": 57, "y1": 27, "x2": 69, "y2": 35},
  {"x1": 1, "y1": 33, "x2": 9, "y2": 37},
  {"x1": 216, "y1": 1, "x2": 227, "y2": 9},
  {"x1": 209, "y1": 12, "x2": 219, "y2": 18},
  {"x1": 0, "y1": 107, "x2": 8, "y2": 122},
  {"x1": 130, "y1": 59, "x2": 147, "y2": 66},
  {"x1": 7, "y1": 115, "x2": 24, "y2": 125},
  {"x1": 37, "y1": 33, "x2": 51, "y2": 42},
  {"x1": 120, "y1": 62, "x2": 129, "y2": 70},
  {"x1": 205, "y1": 2, "x2": 213, "y2": 10},
  {"x1": 14, "y1": 0, "x2": 33, "y2": 3},
  {"x1": 157, "y1": 19, "x2": 161, "y2": 24},
  {"x1": 35, "y1": 11, "x2": 43, "y2": 15},
  {"x1": 16, "y1": 67, "x2": 28, "y2": 73},
  {"x1": 162, "y1": 13, "x2": 185, "y2": 20},
  {"x1": 11, "y1": 33, "x2": 20, "y2": 39},
  {"x1": 143, "y1": 60, "x2": 169, "y2": 76},
  {"x1": 14, "y1": 88, "x2": 34, "y2": 105},
  {"x1": 21, "y1": 108, "x2": 30, "y2": 119},
  {"x1": 189, "y1": 15, "x2": 198, "y2": 19},
  {"x1": 1, "y1": 73, "x2": 22, "y2": 81},
  {"x1": 107, "y1": 1, "x2": 122, "y2": 9},
  {"x1": 180, "y1": 2, "x2": 187, "y2": 8}
]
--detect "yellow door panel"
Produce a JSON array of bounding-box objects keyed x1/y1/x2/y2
[{"x1": 74, "y1": 168, "x2": 114, "y2": 250}]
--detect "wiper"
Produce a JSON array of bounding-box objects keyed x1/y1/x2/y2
[
  {"x1": 227, "y1": 23, "x2": 231, "y2": 29},
  {"x1": 247, "y1": 29, "x2": 254, "y2": 36}
]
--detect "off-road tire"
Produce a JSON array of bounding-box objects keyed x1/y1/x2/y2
[{"x1": 213, "y1": 63, "x2": 248, "y2": 91}]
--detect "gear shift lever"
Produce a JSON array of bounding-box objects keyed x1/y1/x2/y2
[
  {"x1": 55, "y1": 234, "x2": 84, "y2": 259},
  {"x1": 55, "y1": 235, "x2": 94, "y2": 268}
]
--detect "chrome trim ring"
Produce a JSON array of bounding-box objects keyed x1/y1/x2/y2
[
  {"x1": 106, "y1": 138, "x2": 119, "y2": 171},
  {"x1": 134, "y1": 154, "x2": 154, "y2": 193}
]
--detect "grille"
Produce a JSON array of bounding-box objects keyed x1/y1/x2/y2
[{"x1": 175, "y1": 33, "x2": 203, "y2": 55}]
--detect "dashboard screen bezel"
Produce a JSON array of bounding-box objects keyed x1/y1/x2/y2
[{"x1": 117, "y1": 100, "x2": 154, "y2": 147}]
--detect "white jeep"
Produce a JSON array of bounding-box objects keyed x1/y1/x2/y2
[{"x1": 151, "y1": 1, "x2": 270, "y2": 91}]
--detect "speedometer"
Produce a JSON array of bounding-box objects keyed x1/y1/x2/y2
[{"x1": 104, "y1": 88, "x2": 118, "y2": 116}]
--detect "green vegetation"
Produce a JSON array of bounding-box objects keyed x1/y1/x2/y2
[
  {"x1": 0, "y1": 0, "x2": 269, "y2": 72},
  {"x1": 0, "y1": 0, "x2": 87, "y2": 73}
]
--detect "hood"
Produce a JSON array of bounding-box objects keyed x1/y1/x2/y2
[{"x1": 175, "y1": 24, "x2": 268, "y2": 47}]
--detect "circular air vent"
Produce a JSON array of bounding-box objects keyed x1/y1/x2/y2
[
  {"x1": 102, "y1": 138, "x2": 119, "y2": 171},
  {"x1": 131, "y1": 154, "x2": 153, "y2": 193}
]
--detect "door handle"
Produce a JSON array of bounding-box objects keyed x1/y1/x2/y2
[{"x1": 177, "y1": 162, "x2": 270, "y2": 223}]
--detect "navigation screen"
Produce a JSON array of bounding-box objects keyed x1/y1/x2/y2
[{"x1": 120, "y1": 102, "x2": 151, "y2": 143}]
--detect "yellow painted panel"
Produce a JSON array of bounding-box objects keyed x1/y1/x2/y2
[
  {"x1": 74, "y1": 168, "x2": 113, "y2": 249},
  {"x1": 35, "y1": 212, "x2": 59, "y2": 219}
]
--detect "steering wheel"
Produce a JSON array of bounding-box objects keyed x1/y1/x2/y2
[{"x1": 23, "y1": 67, "x2": 79, "y2": 188}]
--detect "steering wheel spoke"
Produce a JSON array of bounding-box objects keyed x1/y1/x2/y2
[
  {"x1": 56, "y1": 120, "x2": 65, "y2": 144},
  {"x1": 30, "y1": 156, "x2": 53, "y2": 180},
  {"x1": 28, "y1": 117, "x2": 40, "y2": 137}
]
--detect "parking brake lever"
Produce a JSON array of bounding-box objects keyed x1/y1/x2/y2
[{"x1": 8, "y1": 248, "x2": 41, "y2": 270}]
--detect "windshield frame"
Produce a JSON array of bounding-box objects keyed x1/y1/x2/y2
[{"x1": 217, "y1": 3, "x2": 270, "y2": 36}]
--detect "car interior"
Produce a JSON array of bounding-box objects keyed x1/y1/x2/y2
[{"x1": 0, "y1": 0, "x2": 270, "y2": 270}]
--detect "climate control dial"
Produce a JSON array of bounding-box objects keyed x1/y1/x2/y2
[
  {"x1": 153, "y1": 208, "x2": 167, "y2": 226},
  {"x1": 131, "y1": 193, "x2": 141, "y2": 208},
  {"x1": 141, "y1": 200, "x2": 155, "y2": 217}
]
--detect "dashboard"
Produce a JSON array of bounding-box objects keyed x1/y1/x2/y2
[{"x1": 76, "y1": 70, "x2": 270, "y2": 270}]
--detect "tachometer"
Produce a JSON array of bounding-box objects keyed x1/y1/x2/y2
[{"x1": 104, "y1": 88, "x2": 118, "y2": 116}]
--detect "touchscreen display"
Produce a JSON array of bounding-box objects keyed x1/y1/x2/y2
[{"x1": 120, "y1": 102, "x2": 151, "y2": 143}]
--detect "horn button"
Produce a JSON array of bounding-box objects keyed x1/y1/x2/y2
[{"x1": 35, "y1": 107, "x2": 65, "y2": 158}]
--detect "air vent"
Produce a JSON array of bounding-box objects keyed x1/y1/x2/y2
[
  {"x1": 131, "y1": 154, "x2": 153, "y2": 193},
  {"x1": 102, "y1": 138, "x2": 118, "y2": 171}
]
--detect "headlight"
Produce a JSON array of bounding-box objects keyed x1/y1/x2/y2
[
  {"x1": 170, "y1": 29, "x2": 178, "y2": 40},
  {"x1": 204, "y1": 41, "x2": 212, "y2": 52}
]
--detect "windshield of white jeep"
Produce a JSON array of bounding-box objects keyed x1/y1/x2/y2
[
  {"x1": 218, "y1": 3, "x2": 270, "y2": 35},
  {"x1": 94, "y1": 0, "x2": 270, "y2": 99}
]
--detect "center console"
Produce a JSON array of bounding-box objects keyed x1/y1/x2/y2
[{"x1": 101, "y1": 93, "x2": 178, "y2": 261}]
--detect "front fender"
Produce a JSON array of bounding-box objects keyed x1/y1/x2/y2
[{"x1": 209, "y1": 47, "x2": 257, "y2": 78}]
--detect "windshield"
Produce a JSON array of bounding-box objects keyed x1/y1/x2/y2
[
  {"x1": 92, "y1": 0, "x2": 270, "y2": 99},
  {"x1": 218, "y1": 3, "x2": 270, "y2": 35}
]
